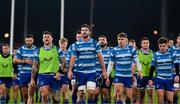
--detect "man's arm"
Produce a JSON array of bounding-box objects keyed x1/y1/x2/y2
[
  {"x1": 97, "y1": 53, "x2": 107, "y2": 78},
  {"x1": 59, "y1": 57, "x2": 66, "y2": 72},
  {"x1": 13, "y1": 56, "x2": 25, "y2": 64},
  {"x1": 31, "y1": 60, "x2": 39, "y2": 80},
  {"x1": 68, "y1": 56, "x2": 76, "y2": 72},
  {"x1": 68, "y1": 56, "x2": 76, "y2": 80},
  {"x1": 107, "y1": 61, "x2": 114, "y2": 77}
]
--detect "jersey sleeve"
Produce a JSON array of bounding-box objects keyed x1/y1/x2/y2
[
  {"x1": 95, "y1": 42, "x2": 102, "y2": 53},
  {"x1": 15, "y1": 47, "x2": 22, "y2": 59},
  {"x1": 71, "y1": 43, "x2": 78, "y2": 58},
  {"x1": 151, "y1": 53, "x2": 156, "y2": 67},
  {"x1": 34, "y1": 49, "x2": 39, "y2": 62},
  {"x1": 109, "y1": 48, "x2": 115, "y2": 62}
]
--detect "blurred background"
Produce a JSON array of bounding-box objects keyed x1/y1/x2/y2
[{"x1": 0, "y1": 0, "x2": 180, "y2": 51}]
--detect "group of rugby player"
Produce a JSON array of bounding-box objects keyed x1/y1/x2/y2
[{"x1": 0, "y1": 24, "x2": 180, "y2": 104}]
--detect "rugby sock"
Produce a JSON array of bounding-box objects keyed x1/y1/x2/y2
[
  {"x1": 48, "y1": 96, "x2": 51, "y2": 103},
  {"x1": 126, "y1": 97, "x2": 131, "y2": 104},
  {"x1": 6, "y1": 95, "x2": 9, "y2": 103},
  {"x1": 77, "y1": 99, "x2": 85, "y2": 104},
  {"x1": 115, "y1": 99, "x2": 123, "y2": 104},
  {"x1": 72, "y1": 91, "x2": 77, "y2": 104},
  {"x1": 0, "y1": 96, "x2": 6, "y2": 104},
  {"x1": 102, "y1": 99, "x2": 109, "y2": 104},
  {"x1": 95, "y1": 97, "x2": 98, "y2": 103},
  {"x1": 88, "y1": 99, "x2": 95, "y2": 103},
  {"x1": 173, "y1": 95, "x2": 178, "y2": 104},
  {"x1": 14, "y1": 99, "x2": 17, "y2": 104},
  {"x1": 35, "y1": 89, "x2": 38, "y2": 102},
  {"x1": 63, "y1": 99, "x2": 69, "y2": 104}
]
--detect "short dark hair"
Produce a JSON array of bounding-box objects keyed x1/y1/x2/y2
[
  {"x1": 24, "y1": 33, "x2": 34, "y2": 39},
  {"x1": 2, "y1": 43, "x2": 9, "y2": 47},
  {"x1": 129, "y1": 39, "x2": 136, "y2": 43},
  {"x1": 141, "y1": 37, "x2": 149, "y2": 43},
  {"x1": 42, "y1": 31, "x2": 53, "y2": 37},
  {"x1": 80, "y1": 24, "x2": 92, "y2": 33},
  {"x1": 99, "y1": 35, "x2": 107, "y2": 38},
  {"x1": 117, "y1": 32, "x2": 127, "y2": 38},
  {"x1": 158, "y1": 37, "x2": 168, "y2": 44}
]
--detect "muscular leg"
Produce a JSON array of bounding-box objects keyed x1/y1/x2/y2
[
  {"x1": 21, "y1": 86, "x2": 28, "y2": 103},
  {"x1": 40, "y1": 85, "x2": 50, "y2": 104}
]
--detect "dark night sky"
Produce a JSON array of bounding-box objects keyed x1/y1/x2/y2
[{"x1": 0, "y1": 0, "x2": 180, "y2": 50}]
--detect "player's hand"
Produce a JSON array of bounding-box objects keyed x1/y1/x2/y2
[
  {"x1": 68, "y1": 70, "x2": 73, "y2": 80},
  {"x1": 105, "y1": 77, "x2": 110, "y2": 86},
  {"x1": 29, "y1": 79, "x2": 35, "y2": 87},
  {"x1": 102, "y1": 70, "x2": 107, "y2": 79},
  {"x1": 12, "y1": 74, "x2": 17, "y2": 80},
  {"x1": 63, "y1": 68, "x2": 68, "y2": 73},
  {"x1": 54, "y1": 72, "x2": 61, "y2": 80},
  {"x1": 132, "y1": 76, "x2": 136, "y2": 82},
  {"x1": 24, "y1": 59, "x2": 33, "y2": 65},
  {"x1": 138, "y1": 71, "x2": 143, "y2": 79},
  {"x1": 174, "y1": 75, "x2": 179, "y2": 83},
  {"x1": 148, "y1": 80, "x2": 153, "y2": 88}
]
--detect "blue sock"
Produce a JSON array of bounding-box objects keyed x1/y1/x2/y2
[
  {"x1": 88, "y1": 99, "x2": 95, "y2": 104},
  {"x1": 77, "y1": 99, "x2": 85, "y2": 104},
  {"x1": 0, "y1": 96, "x2": 6, "y2": 104},
  {"x1": 126, "y1": 98, "x2": 131, "y2": 104},
  {"x1": 14, "y1": 99, "x2": 17, "y2": 104},
  {"x1": 35, "y1": 89, "x2": 38, "y2": 102},
  {"x1": 173, "y1": 95, "x2": 178, "y2": 104},
  {"x1": 72, "y1": 92, "x2": 77, "y2": 104},
  {"x1": 63, "y1": 99, "x2": 69, "y2": 104},
  {"x1": 102, "y1": 99, "x2": 109, "y2": 104},
  {"x1": 95, "y1": 97, "x2": 98, "y2": 103},
  {"x1": 48, "y1": 96, "x2": 51, "y2": 103},
  {"x1": 6, "y1": 95, "x2": 9, "y2": 103},
  {"x1": 115, "y1": 99, "x2": 123, "y2": 104}
]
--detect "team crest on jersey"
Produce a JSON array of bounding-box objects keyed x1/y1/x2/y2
[
  {"x1": 44, "y1": 57, "x2": 52, "y2": 61},
  {"x1": 2, "y1": 64, "x2": 8, "y2": 68}
]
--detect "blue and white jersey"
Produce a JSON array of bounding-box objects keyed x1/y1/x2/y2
[
  {"x1": 17, "y1": 64, "x2": 21, "y2": 79},
  {"x1": 110, "y1": 44, "x2": 137, "y2": 77},
  {"x1": 168, "y1": 44, "x2": 180, "y2": 74},
  {"x1": 170, "y1": 45, "x2": 180, "y2": 64},
  {"x1": 71, "y1": 38, "x2": 101, "y2": 73},
  {"x1": 16, "y1": 45, "x2": 38, "y2": 74},
  {"x1": 151, "y1": 51, "x2": 174, "y2": 80},
  {"x1": 96, "y1": 47, "x2": 111, "y2": 75}
]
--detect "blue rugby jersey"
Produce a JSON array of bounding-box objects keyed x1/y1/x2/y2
[
  {"x1": 151, "y1": 50, "x2": 174, "y2": 80},
  {"x1": 110, "y1": 44, "x2": 137, "y2": 77},
  {"x1": 16, "y1": 45, "x2": 38, "y2": 74},
  {"x1": 96, "y1": 47, "x2": 111, "y2": 75},
  {"x1": 169, "y1": 44, "x2": 180, "y2": 74},
  {"x1": 71, "y1": 38, "x2": 101, "y2": 73}
]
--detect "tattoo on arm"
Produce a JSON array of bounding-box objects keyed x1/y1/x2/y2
[{"x1": 31, "y1": 61, "x2": 39, "y2": 79}]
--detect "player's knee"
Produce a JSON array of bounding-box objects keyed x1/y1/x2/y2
[
  {"x1": 167, "y1": 98, "x2": 173, "y2": 103},
  {"x1": 41, "y1": 92, "x2": 48, "y2": 101},
  {"x1": 28, "y1": 87, "x2": 35, "y2": 96},
  {"x1": 77, "y1": 90, "x2": 85, "y2": 100},
  {"x1": 52, "y1": 90, "x2": 60, "y2": 103}
]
